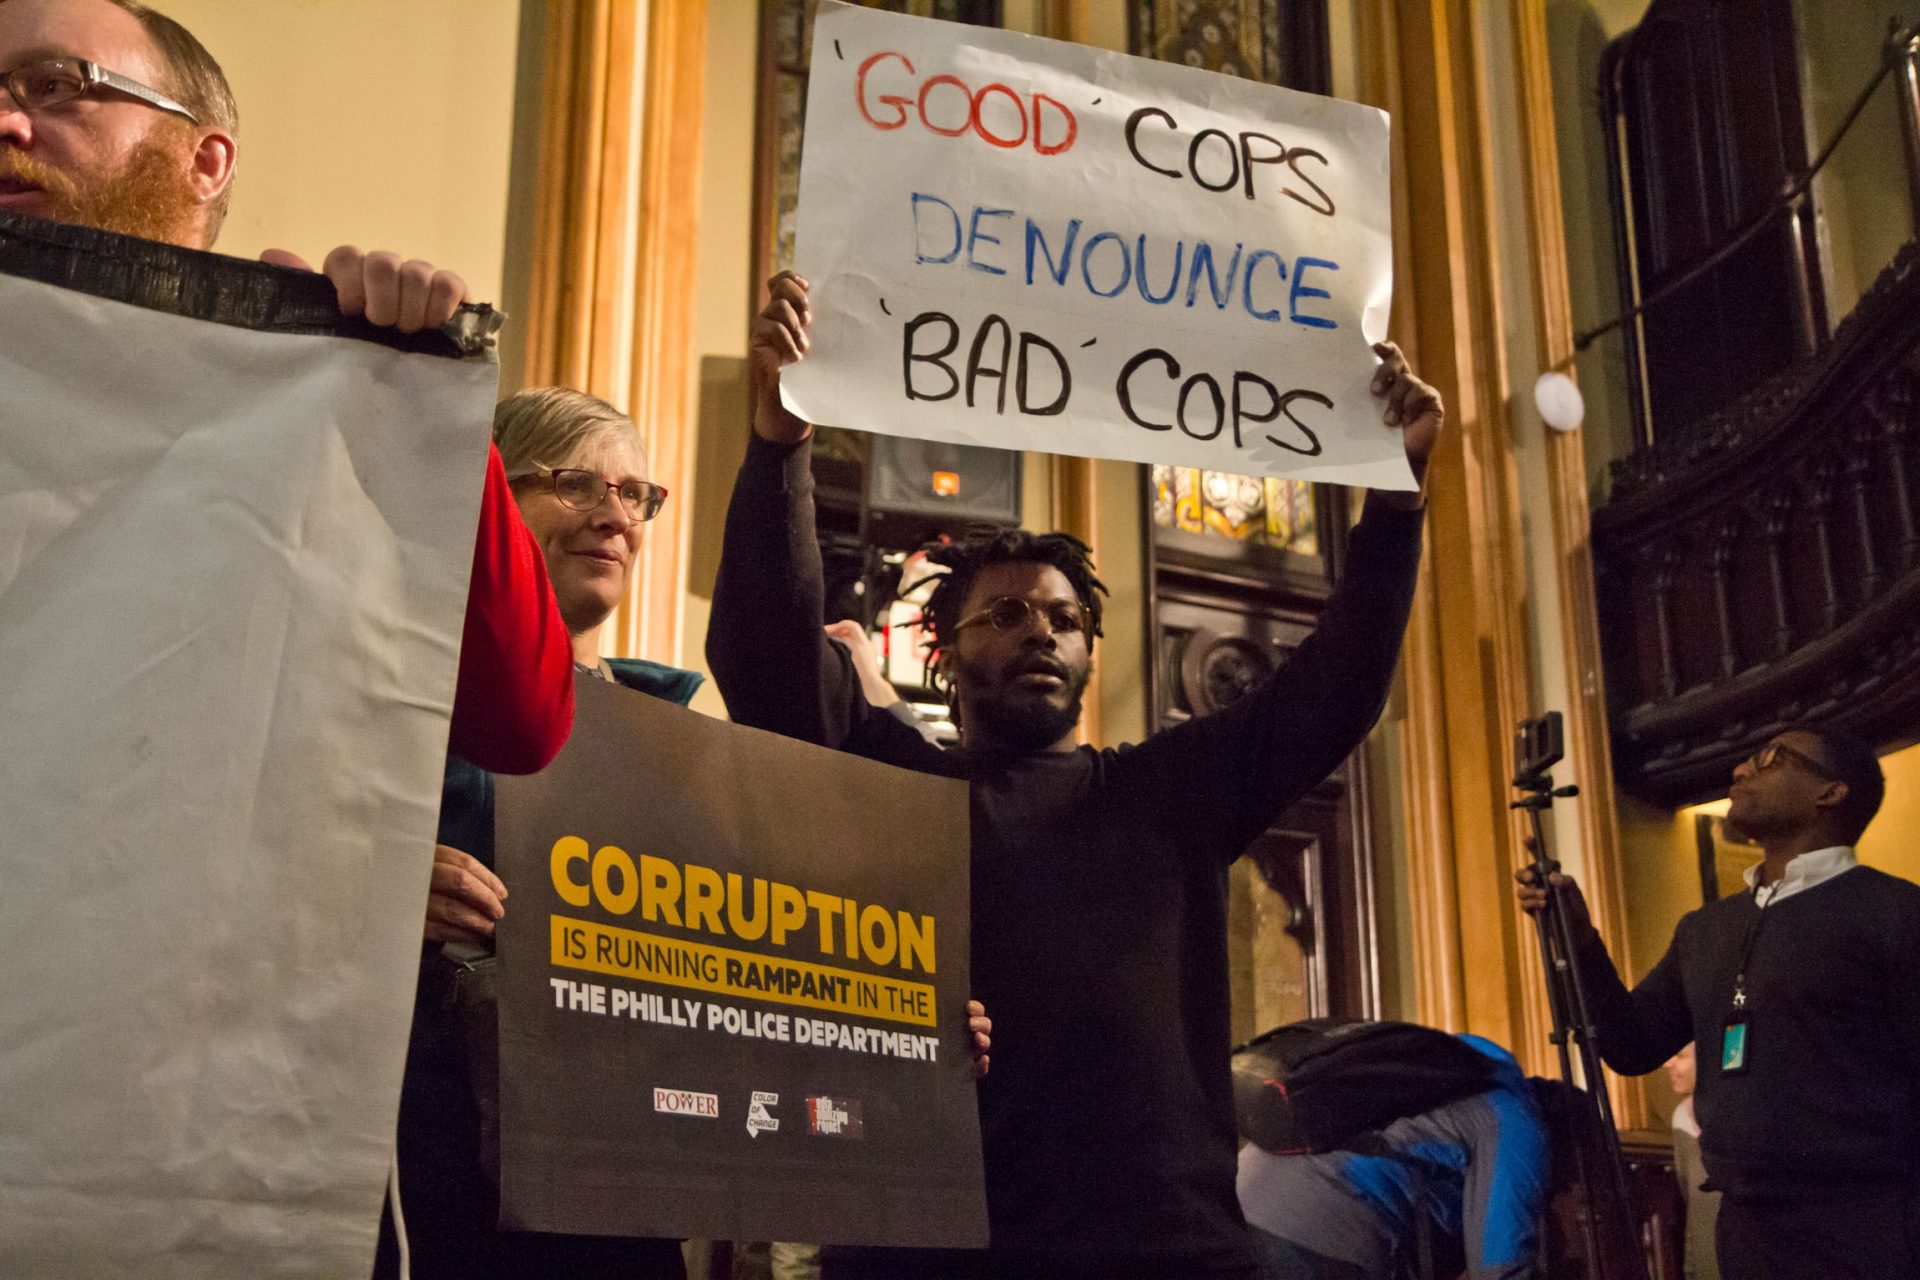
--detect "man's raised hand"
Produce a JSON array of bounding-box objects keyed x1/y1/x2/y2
[
  {"x1": 1368, "y1": 341, "x2": 1445, "y2": 508},
  {"x1": 259, "y1": 246, "x2": 468, "y2": 334},
  {"x1": 749, "y1": 270, "x2": 815, "y2": 445}
]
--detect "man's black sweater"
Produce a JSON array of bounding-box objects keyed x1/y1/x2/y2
[
  {"x1": 1576, "y1": 866, "x2": 1920, "y2": 1198},
  {"x1": 707, "y1": 436, "x2": 1424, "y2": 1276}
]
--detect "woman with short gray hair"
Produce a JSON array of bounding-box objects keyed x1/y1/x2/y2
[{"x1": 377, "y1": 387, "x2": 697, "y2": 1280}]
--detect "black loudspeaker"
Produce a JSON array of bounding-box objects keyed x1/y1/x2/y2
[{"x1": 866, "y1": 436, "x2": 1022, "y2": 546}]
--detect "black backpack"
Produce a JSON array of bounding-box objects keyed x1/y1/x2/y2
[{"x1": 1230, "y1": 1018, "x2": 1503, "y2": 1154}]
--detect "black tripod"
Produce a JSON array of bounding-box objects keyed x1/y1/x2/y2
[{"x1": 1511, "y1": 712, "x2": 1649, "y2": 1280}]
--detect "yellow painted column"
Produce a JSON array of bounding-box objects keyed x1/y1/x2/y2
[
  {"x1": 517, "y1": 0, "x2": 707, "y2": 668},
  {"x1": 1354, "y1": 0, "x2": 1552, "y2": 1071}
]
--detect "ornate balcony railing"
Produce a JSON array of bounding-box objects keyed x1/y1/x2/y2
[{"x1": 1593, "y1": 242, "x2": 1920, "y2": 804}]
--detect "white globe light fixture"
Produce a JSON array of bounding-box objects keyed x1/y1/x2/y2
[{"x1": 1534, "y1": 371, "x2": 1585, "y2": 433}]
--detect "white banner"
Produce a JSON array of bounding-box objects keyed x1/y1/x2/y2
[
  {"x1": 0, "y1": 273, "x2": 497, "y2": 1277},
  {"x1": 785, "y1": 1, "x2": 1406, "y2": 490}
]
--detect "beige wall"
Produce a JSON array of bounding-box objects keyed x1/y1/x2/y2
[
  {"x1": 158, "y1": 0, "x2": 523, "y2": 308},
  {"x1": 692, "y1": 0, "x2": 759, "y2": 367},
  {"x1": 1862, "y1": 741, "x2": 1920, "y2": 883},
  {"x1": 1798, "y1": 0, "x2": 1920, "y2": 323},
  {"x1": 1604, "y1": 794, "x2": 1694, "y2": 1122},
  {"x1": 496, "y1": 0, "x2": 550, "y2": 390}
]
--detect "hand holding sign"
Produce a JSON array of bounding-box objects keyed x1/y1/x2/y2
[
  {"x1": 424, "y1": 843, "x2": 509, "y2": 946},
  {"x1": 258, "y1": 246, "x2": 469, "y2": 334},
  {"x1": 967, "y1": 998, "x2": 992, "y2": 1079},
  {"x1": 751, "y1": 270, "x2": 815, "y2": 445},
  {"x1": 1367, "y1": 341, "x2": 1444, "y2": 507}
]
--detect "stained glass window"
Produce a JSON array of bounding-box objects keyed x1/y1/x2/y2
[
  {"x1": 1130, "y1": 0, "x2": 1327, "y2": 96},
  {"x1": 1133, "y1": 0, "x2": 1278, "y2": 80},
  {"x1": 1150, "y1": 464, "x2": 1318, "y2": 555}
]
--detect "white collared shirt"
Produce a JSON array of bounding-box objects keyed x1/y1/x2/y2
[
  {"x1": 1743, "y1": 844, "x2": 1858, "y2": 908},
  {"x1": 1672, "y1": 1095, "x2": 1700, "y2": 1139}
]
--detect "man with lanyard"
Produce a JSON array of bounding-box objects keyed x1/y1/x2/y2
[{"x1": 1518, "y1": 727, "x2": 1920, "y2": 1279}]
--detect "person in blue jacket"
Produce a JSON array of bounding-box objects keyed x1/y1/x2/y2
[{"x1": 1237, "y1": 1035, "x2": 1549, "y2": 1280}]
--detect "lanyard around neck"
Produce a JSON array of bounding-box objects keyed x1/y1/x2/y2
[{"x1": 1731, "y1": 885, "x2": 1769, "y2": 1010}]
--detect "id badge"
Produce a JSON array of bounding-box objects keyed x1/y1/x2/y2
[{"x1": 1722, "y1": 1014, "x2": 1750, "y2": 1074}]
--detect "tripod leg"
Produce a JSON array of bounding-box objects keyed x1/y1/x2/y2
[
  {"x1": 1546, "y1": 874, "x2": 1652, "y2": 1280},
  {"x1": 1520, "y1": 804, "x2": 1651, "y2": 1280}
]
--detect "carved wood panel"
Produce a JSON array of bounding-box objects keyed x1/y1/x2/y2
[
  {"x1": 1129, "y1": 0, "x2": 1328, "y2": 92},
  {"x1": 1153, "y1": 570, "x2": 1378, "y2": 1022}
]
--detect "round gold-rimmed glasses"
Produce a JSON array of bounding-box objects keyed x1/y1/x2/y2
[{"x1": 953, "y1": 595, "x2": 1087, "y2": 638}]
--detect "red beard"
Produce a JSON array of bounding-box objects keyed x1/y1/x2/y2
[{"x1": 0, "y1": 125, "x2": 203, "y2": 246}]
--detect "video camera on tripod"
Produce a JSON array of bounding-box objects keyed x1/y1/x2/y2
[{"x1": 1511, "y1": 711, "x2": 1650, "y2": 1280}]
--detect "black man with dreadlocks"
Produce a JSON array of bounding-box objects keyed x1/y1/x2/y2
[
  {"x1": 707, "y1": 270, "x2": 1444, "y2": 1280},
  {"x1": 914, "y1": 526, "x2": 1108, "y2": 750}
]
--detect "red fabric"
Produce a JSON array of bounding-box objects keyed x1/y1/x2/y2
[{"x1": 447, "y1": 443, "x2": 575, "y2": 774}]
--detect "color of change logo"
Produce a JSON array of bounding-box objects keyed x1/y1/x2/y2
[{"x1": 747, "y1": 1090, "x2": 781, "y2": 1137}]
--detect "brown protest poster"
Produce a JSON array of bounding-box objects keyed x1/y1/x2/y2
[{"x1": 493, "y1": 675, "x2": 985, "y2": 1247}]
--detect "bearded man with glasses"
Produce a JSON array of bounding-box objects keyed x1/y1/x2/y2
[
  {"x1": 0, "y1": 0, "x2": 574, "y2": 775},
  {"x1": 1516, "y1": 727, "x2": 1920, "y2": 1279},
  {"x1": 705, "y1": 271, "x2": 1442, "y2": 1280}
]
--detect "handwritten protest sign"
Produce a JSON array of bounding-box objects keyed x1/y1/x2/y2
[
  {"x1": 784, "y1": 1, "x2": 1405, "y2": 489},
  {"x1": 494, "y1": 676, "x2": 985, "y2": 1247}
]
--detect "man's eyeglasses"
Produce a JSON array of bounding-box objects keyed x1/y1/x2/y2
[
  {"x1": 515, "y1": 468, "x2": 668, "y2": 523},
  {"x1": 953, "y1": 595, "x2": 1087, "y2": 638},
  {"x1": 1747, "y1": 741, "x2": 1839, "y2": 781},
  {"x1": 2, "y1": 58, "x2": 200, "y2": 124}
]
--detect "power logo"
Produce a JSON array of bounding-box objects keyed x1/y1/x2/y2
[{"x1": 653, "y1": 1088, "x2": 720, "y2": 1118}]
